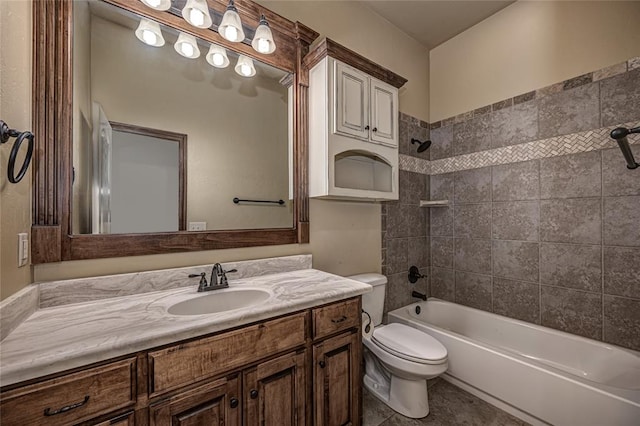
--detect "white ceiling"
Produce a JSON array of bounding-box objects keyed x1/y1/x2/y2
[{"x1": 361, "y1": 0, "x2": 515, "y2": 49}]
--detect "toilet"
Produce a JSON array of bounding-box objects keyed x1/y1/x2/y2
[{"x1": 349, "y1": 273, "x2": 448, "y2": 419}]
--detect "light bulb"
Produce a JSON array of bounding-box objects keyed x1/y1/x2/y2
[
  {"x1": 146, "y1": 0, "x2": 161, "y2": 7},
  {"x1": 224, "y1": 26, "x2": 238, "y2": 42},
  {"x1": 181, "y1": 43, "x2": 194, "y2": 57},
  {"x1": 240, "y1": 64, "x2": 252, "y2": 76},
  {"x1": 257, "y1": 38, "x2": 270, "y2": 54},
  {"x1": 212, "y1": 53, "x2": 224, "y2": 66},
  {"x1": 141, "y1": 29, "x2": 157, "y2": 46},
  {"x1": 189, "y1": 8, "x2": 205, "y2": 27}
]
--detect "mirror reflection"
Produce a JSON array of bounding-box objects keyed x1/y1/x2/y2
[{"x1": 72, "y1": 0, "x2": 293, "y2": 234}]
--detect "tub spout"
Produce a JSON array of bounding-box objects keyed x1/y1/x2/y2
[{"x1": 412, "y1": 291, "x2": 427, "y2": 301}]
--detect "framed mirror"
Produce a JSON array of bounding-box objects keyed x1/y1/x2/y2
[{"x1": 31, "y1": 0, "x2": 318, "y2": 263}]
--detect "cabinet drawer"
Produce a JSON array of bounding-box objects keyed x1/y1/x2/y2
[
  {"x1": 312, "y1": 297, "x2": 360, "y2": 340},
  {"x1": 0, "y1": 358, "x2": 136, "y2": 426},
  {"x1": 148, "y1": 312, "x2": 307, "y2": 396}
]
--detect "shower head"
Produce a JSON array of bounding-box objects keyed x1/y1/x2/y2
[{"x1": 411, "y1": 138, "x2": 431, "y2": 153}]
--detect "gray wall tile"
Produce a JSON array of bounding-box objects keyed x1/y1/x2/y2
[
  {"x1": 431, "y1": 267, "x2": 455, "y2": 302},
  {"x1": 430, "y1": 207, "x2": 453, "y2": 236},
  {"x1": 492, "y1": 201, "x2": 539, "y2": 241},
  {"x1": 455, "y1": 271, "x2": 492, "y2": 310},
  {"x1": 385, "y1": 272, "x2": 419, "y2": 313},
  {"x1": 493, "y1": 278, "x2": 540, "y2": 323},
  {"x1": 602, "y1": 146, "x2": 640, "y2": 196},
  {"x1": 431, "y1": 237, "x2": 454, "y2": 268},
  {"x1": 408, "y1": 237, "x2": 429, "y2": 269},
  {"x1": 492, "y1": 240, "x2": 539, "y2": 282},
  {"x1": 455, "y1": 167, "x2": 492, "y2": 203},
  {"x1": 492, "y1": 160, "x2": 540, "y2": 201},
  {"x1": 540, "y1": 198, "x2": 601, "y2": 244},
  {"x1": 538, "y1": 82, "x2": 600, "y2": 138},
  {"x1": 454, "y1": 203, "x2": 492, "y2": 239},
  {"x1": 386, "y1": 238, "x2": 408, "y2": 275},
  {"x1": 540, "y1": 151, "x2": 602, "y2": 199},
  {"x1": 399, "y1": 170, "x2": 427, "y2": 205},
  {"x1": 430, "y1": 125, "x2": 453, "y2": 160},
  {"x1": 430, "y1": 173, "x2": 454, "y2": 201},
  {"x1": 603, "y1": 295, "x2": 640, "y2": 351},
  {"x1": 604, "y1": 246, "x2": 640, "y2": 299},
  {"x1": 385, "y1": 203, "x2": 408, "y2": 239},
  {"x1": 603, "y1": 196, "x2": 640, "y2": 246},
  {"x1": 541, "y1": 286, "x2": 602, "y2": 340},
  {"x1": 540, "y1": 243, "x2": 602, "y2": 292},
  {"x1": 601, "y1": 68, "x2": 640, "y2": 126},
  {"x1": 453, "y1": 114, "x2": 492, "y2": 155},
  {"x1": 491, "y1": 101, "x2": 539, "y2": 148},
  {"x1": 454, "y1": 238, "x2": 492, "y2": 274}
]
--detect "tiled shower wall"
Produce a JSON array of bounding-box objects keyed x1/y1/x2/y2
[
  {"x1": 429, "y1": 61, "x2": 640, "y2": 351},
  {"x1": 383, "y1": 58, "x2": 640, "y2": 351},
  {"x1": 381, "y1": 114, "x2": 430, "y2": 316}
]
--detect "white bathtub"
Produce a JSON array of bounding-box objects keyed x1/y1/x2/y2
[{"x1": 388, "y1": 299, "x2": 640, "y2": 426}]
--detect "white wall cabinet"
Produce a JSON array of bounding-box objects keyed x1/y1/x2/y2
[{"x1": 309, "y1": 56, "x2": 401, "y2": 201}]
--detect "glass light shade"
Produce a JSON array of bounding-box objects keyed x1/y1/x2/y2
[
  {"x1": 181, "y1": 0, "x2": 212, "y2": 29},
  {"x1": 140, "y1": 0, "x2": 171, "y2": 11},
  {"x1": 235, "y1": 55, "x2": 256, "y2": 77},
  {"x1": 174, "y1": 32, "x2": 200, "y2": 59},
  {"x1": 134, "y1": 19, "x2": 165, "y2": 47},
  {"x1": 218, "y1": 0, "x2": 245, "y2": 42},
  {"x1": 205, "y1": 44, "x2": 230, "y2": 68},
  {"x1": 251, "y1": 16, "x2": 276, "y2": 54}
]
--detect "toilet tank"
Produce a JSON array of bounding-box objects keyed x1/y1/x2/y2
[{"x1": 348, "y1": 273, "x2": 387, "y2": 326}]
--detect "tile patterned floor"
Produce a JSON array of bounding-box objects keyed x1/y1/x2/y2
[{"x1": 363, "y1": 379, "x2": 530, "y2": 426}]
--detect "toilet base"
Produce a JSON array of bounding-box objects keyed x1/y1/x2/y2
[{"x1": 364, "y1": 373, "x2": 430, "y2": 418}]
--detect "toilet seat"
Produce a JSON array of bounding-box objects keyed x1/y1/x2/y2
[{"x1": 372, "y1": 323, "x2": 447, "y2": 365}]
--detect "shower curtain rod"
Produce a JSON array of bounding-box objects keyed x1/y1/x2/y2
[{"x1": 610, "y1": 126, "x2": 640, "y2": 170}]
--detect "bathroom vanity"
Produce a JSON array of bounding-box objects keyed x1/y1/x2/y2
[{"x1": 0, "y1": 258, "x2": 370, "y2": 425}]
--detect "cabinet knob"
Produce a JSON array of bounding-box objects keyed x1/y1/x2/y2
[
  {"x1": 365, "y1": 125, "x2": 370, "y2": 130},
  {"x1": 372, "y1": 127, "x2": 378, "y2": 132},
  {"x1": 250, "y1": 389, "x2": 258, "y2": 399},
  {"x1": 230, "y1": 397, "x2": 239, "y2": 408},
  {"x1": 319, "y1": 360, "x2": 326, "y2": 369}
]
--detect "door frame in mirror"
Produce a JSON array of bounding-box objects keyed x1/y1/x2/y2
[{"x1": 31, "y1": 0, "x2": 318, "y2": 263}]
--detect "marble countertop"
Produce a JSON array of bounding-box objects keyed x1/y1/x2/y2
[{"x1": 0, "y1": 269, "x2": 371, "y2": 387}]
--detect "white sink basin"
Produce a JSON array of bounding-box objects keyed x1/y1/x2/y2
[{"x1": 168, "y1": 288, "x2": 271, "y2": 315}]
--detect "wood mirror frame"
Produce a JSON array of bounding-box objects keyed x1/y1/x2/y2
[{"x1": 31, "y1": 0, "x2": 318, "y2": 263}]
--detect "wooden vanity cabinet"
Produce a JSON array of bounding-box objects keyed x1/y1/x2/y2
[{"x1": 0, "y1": 297, "x2": 362, "y2": 426}]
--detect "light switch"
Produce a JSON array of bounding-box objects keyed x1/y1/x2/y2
[{"x1": 18, "y1": 233, "x2": 28, "y2": 267}]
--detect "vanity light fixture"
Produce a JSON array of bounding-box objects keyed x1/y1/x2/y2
[
  {"x1": 235, "y1": 55, "x2": 256, "y2": 77},
  {"x1": 218, "y1": 0, "x2": 245, "y2": 43},
  {"x1": 135, "y1": 19, "x2": 165, "y2": 47},
  {"x1": 181, "y1": 0, "x2": 212, "y2": 29},
  {"x1": 174, "y1": 32, "x2": 201, "y2": 58},
  {"x1": 205, "y1": 44, "x2": 230, "y2": 68},
  {"x1": 140, "y1": 0, "x2": 171, "y2": 11},
  {"x1": 251, "y1": 15, "x2": 276, "y2": 54}
]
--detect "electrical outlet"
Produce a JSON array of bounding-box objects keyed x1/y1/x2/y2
[
  {"x1": 18, "y1": 233, "x2": 28, "y2": 267},
  {"x1": 188, "y1": 222, "x2": 207, "y2": 231}
]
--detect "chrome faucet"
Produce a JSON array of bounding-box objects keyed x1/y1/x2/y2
[{"x1": 188, "y1": 263, "x2": 237, "y2": 292}]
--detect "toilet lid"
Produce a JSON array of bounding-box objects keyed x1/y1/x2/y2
[{"x1": 372, "y1": 323, "x2": 447, "y2": 365}]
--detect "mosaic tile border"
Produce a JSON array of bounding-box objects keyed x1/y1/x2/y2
[
  {"x1": 398, "y1": 122, "x2": 640, "y2": 176},
  {"x1": 429, "y1": 56, "x2": 640, "y2": 129}
]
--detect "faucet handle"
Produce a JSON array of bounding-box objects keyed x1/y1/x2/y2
[
  {"x1": 189, "y1": 272, "x2": 208, "y2": 291},
  {"x1": 219, "y1": 268, "x2": 237, "y2": 286}
]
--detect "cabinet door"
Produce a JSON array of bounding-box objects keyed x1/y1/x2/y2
[
  {"x1": 334, "y1": 62, "x2": 370, "y2": 140},
  {"x1": 314, "y1": 331, "x2": 361, "y2": 426},
  {"x1": 370, "y1": 79, "x2": 398, "y2": 147},
  {"x1": 244, "y1": 351, "x2": 306, "y2": 426},
  {"x1": 149, "y1": 375, "x2": 241, "y2": 426}
]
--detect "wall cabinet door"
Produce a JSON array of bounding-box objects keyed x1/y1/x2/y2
[
  {"x1": 149, "y1": 375, "x2": 241, "y2": 426},
  {"x1": 334, "y1": 62, "x2": 370, "y2": 140},
  {"x1": 243, "y1": 351, "x2": 306, "y2": 426},
  {"x1": 370, "y1": 80, "x2": 398, "y2": 147},
  {"x1": 313, "y1": 331, "x2": 361, "y2": 426}
]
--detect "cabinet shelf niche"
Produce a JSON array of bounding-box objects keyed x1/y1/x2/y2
[{"x1": 334, "y1": 150, "x2": 393, "y2": 193}]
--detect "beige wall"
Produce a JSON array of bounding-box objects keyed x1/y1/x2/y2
[
  {"x1": 0, "y1": 0, "x2": 32, "y2": 300},
  {"x1": 430, "y1": 1, "x2": 640, "y2": 121},
  {"x1": 261, "y1": 0, "x2": 431, "y2": 121}
]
